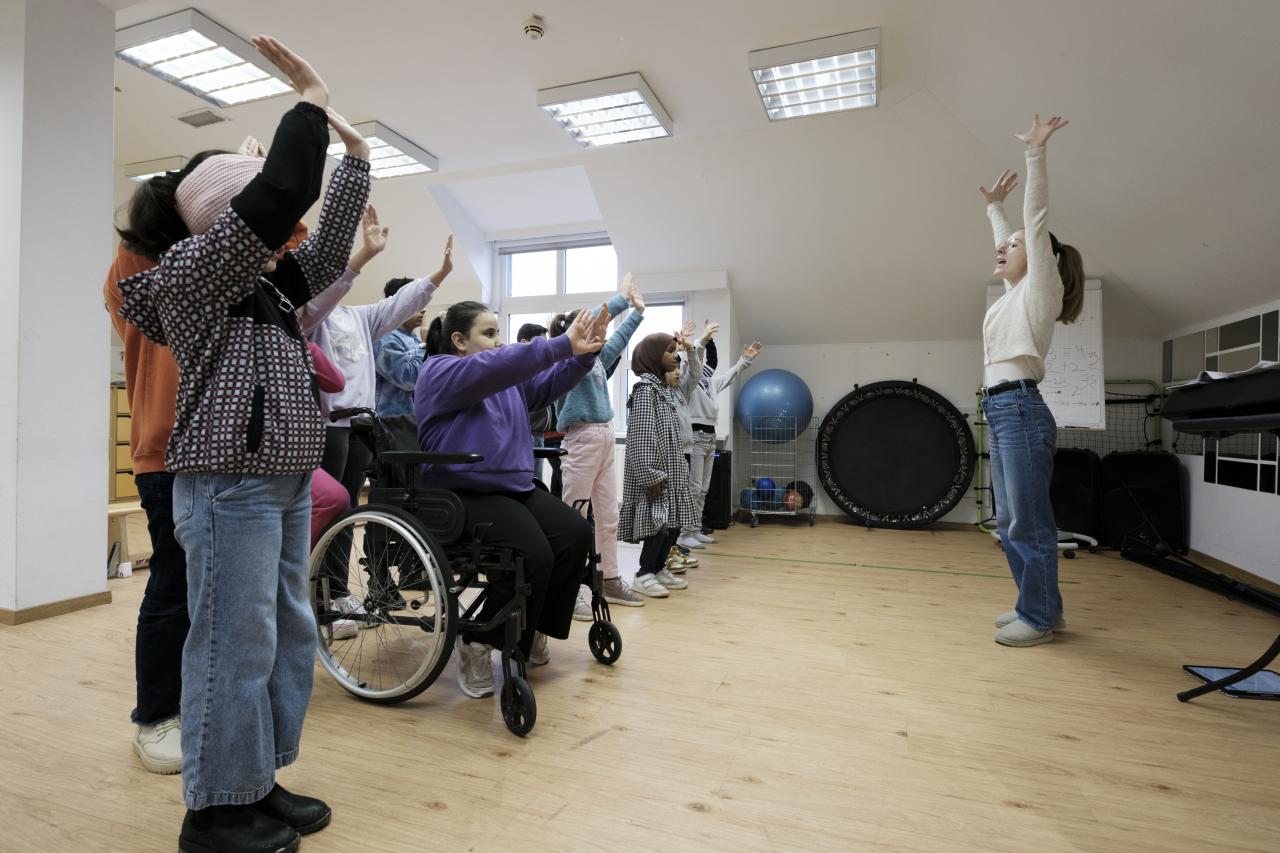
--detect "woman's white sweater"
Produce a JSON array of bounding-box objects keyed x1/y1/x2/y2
[{"x1": 982, "y1": 145, "x2": 1064, "y2": 384}]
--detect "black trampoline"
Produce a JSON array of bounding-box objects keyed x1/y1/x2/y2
[{"x1": 816, "y1": 380, "x2": 975, "y2": 528}]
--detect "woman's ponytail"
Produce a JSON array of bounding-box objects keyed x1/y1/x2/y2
[
  {"x1": 1050, "y1": 231, "x2": 1085, "y2": 323},
  {"x1": 425, "y1": 315, "x2": 448, "y2": 356}
]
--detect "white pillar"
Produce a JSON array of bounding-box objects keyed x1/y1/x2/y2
[{"x1": 0, "y1": 0, "x2": 115, "y2": 621}]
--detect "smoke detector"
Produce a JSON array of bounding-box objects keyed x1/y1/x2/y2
[{"x1": 524, "y1": 15, "x2": 545, "y2": 40}]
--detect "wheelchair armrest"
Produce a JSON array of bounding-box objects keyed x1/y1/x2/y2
[
  {"x1": 381, "y1": 451, "x2": 484, "y2": 466},
  {"x1": 533, "y1": 448, "x2": 567, "y2": 459},
  {"x1": 331, "y1": 407, "x2": 377, "y2": 423}
]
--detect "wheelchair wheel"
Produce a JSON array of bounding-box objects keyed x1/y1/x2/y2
[
  {"x1": 310, "y1": 506, "x2": 455, "y2": 705},
  {"x1": 500, "y1": 675, "x2": 537, "y2": 737},
  {"x1": 588, "y1": 620, "x2": 622, "y2": 666}
]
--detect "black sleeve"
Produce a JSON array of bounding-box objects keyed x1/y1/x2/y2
[
  {"x1": 704, "y1": 339, "x2": 719, "y2": 372},
  {"x1": 229, "y1": 101, "x2": 328, "y2": 251}
]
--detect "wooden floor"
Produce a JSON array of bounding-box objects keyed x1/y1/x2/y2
[{"x1": 2, "y1": 519, "x2": 1278, "y2": 852}]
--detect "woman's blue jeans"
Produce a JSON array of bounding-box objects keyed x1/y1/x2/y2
[
  {"x1": 172, "y1": 472, "x2": 314, "y2": 809},
  {"x1": 982, "y1": 385, "x2": 1061, "y2": 631}
]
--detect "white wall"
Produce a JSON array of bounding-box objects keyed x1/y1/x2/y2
[
  {"x1": 1, "y1": 0, "x2": 115, "y2": 612},
  {"x1": 747, "y1": 334, "x2": 1161, "y2": 523}
]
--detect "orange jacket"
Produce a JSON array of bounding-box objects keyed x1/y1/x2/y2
[{"x1": 104, "y1": 222, "x2": 310, "y2": 475}]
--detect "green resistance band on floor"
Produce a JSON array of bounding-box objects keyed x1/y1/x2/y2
[{"x1": 708, "y1": 551, "x2": 1082, "y2": 584}]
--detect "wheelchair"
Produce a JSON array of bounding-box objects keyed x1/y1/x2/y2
[{"x1": 308, "y1": 408, "x2": 622, "y2": 737}]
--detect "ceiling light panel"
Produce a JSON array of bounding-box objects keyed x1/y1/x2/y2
[
  {"x1": 537, "y1": 73, "x2": 672, "y2": 147},
  {"x1": 748, "y1": 29, "x2": 880, "y2": 121},
  {"x1": 325, "y1": 122, "x2": 438, "y2": 178},
  {"x1": 116, "y1": 9, "x2": 293, "y2": 107}
]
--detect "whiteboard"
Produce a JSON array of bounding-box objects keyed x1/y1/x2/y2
[{"x1": 985, "y1": 279, "x2": 1105, "y2": 430}]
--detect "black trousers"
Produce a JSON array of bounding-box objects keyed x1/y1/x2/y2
[
  {"x1": 454, "y1": 487, "x2": 592, "y2": 655},
  {"x1": 638, "y1": 527, "x2": 680, "y2": 576},
  {"x1": 133, "y1": 472, "x2": 190, "y2": 725},
  {"x1": 319, "y1": 426, "x2": 374, "y2": 597}
]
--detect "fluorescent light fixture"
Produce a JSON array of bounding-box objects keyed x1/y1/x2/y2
[
  {"x1": 115, "y1": 8, "x2": 293, "y2": 107},
  {"x1": 748, "y1": 28, "x2": 879, "y2": 121},
  {"x1": 325, "y1": 121, "x2": 438, "y2": 179},
  {"x1": 537, "y1": 72, "x2": 672, "y2": 147},
  {"x1": 125, "y1": 155, "x2": 189, "y2": 182}
]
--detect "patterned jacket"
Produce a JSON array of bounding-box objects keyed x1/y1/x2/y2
[
  {"x1": 618, "y1": 374, "x2": 699, "y2": 542},
  {"x1": 119, "y1": 103, "x2": 370, "y2": 476}
]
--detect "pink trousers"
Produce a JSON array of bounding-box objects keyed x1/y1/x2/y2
[{"x1": 559, "y1": 422, "x2": 620, "y2": 579}]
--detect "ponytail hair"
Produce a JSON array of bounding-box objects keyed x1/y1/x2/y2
[
  {"x1": 1050, "y1": 231, "x2": 1085, "y2": 324},
  {"x1": 548, "y1": 309, "x2": 579, "y2": 338},
  {"x1": 116, "y1": 150, "x2": 229, "y2": 261},
  {"x1": 425, "y1": 301, "x2": 490, "y2": 356}
]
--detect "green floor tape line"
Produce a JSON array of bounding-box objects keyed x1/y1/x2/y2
[{"x1": 709, "y1": 551, "x2": 1082, "y2": 584}]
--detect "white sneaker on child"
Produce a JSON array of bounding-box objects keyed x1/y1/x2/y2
[
  {"x1": 677, "y1": 534, "x2": 705, "y2": 550},
  {"x1": 456, "y1": 639, "x2": 495, "y2": 698},
  {"x1": 632, "y1": 573, "x2": 671, "y2": 598},
  {"x1": 694, "y1": 531, "x2": 717, "y2": 544},
  {"x1": 332, "y1": 594, "x2": 374, "y2": 629},
  {"x1": 573, "y1": 590, "x2": 594, "y2": 621},
  {"x1": 655, "y1": 568, "x2": 688, "y2": 590},
  {"x1": 133, "y1": 716, "x2": 182, "y2": 775},
  {"x1": 529, "y1": 631, "x2": 550, "y2": 666}
]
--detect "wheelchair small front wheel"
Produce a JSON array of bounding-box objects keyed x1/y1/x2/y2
[
  {"x1": 588, "y1": 620, "x2": 622, "y2": 665},
  {"x1": 500, "y1": 675, "x2": 537, "y2": 737}
]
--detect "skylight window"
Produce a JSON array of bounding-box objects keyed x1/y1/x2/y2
[
  {"x1": 748, "y1": 29, "x2": 880, "y2": 121},
  {"x1": 115, "y1": 9, "x2": 292, "y2": 107},
  {"x1": 538, "y1": 73, "x2": 672, "y2": 147}
]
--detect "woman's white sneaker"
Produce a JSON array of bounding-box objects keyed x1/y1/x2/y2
[{"x1": 134, "y1": 716, "x2": 182, "y2": 775}]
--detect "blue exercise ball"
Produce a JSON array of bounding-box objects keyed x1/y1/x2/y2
[
  {"x1": 755, "y1": 477, "x2": 778, "y2": 503},
  {"x1": 736, "y1": 369, "x2": 814, "y2": 442},
  {"x1": 739, "y1": 487, "x2": 761, "y2": 510}
]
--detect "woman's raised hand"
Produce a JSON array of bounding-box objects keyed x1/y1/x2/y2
[
  {"x1": 361, "y1": 205, "x2": 389, "y2": 254},
  {"x1": 238, "y1": 135, "x2": 266, "y2": 158},
  {"x1": 1014, "y1": 113, "x2": 1069, "y2": 148},
  {"x1": 251, "y1": 36, "x2": 328, "y2": 108},
  {"x1": 567, "y1": 303, "x2": 609, "y2": 355},
  {"x1": 701, "y1": 320, "x2": 721, "y2": 343},
  {"x1": 326, "y1": 108, "x2": 370, "y2": 160},
  {"x1": 744, "y1": 341, "x2": 763, "y2": 359},
  {"x1": 979, "y1": 169, "x2": 1018, "y2": 205}
]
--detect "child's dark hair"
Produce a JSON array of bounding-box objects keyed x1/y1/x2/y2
[
  {"x1": 425, "y1": 301, "x2": 490, "y2": 356},
  {"x1": 548, "y1": 310, "x2": 580, "y2": 338},
  {"x1": 116, "y1": 150, "x2": 229, "y2": 261},
  {"x1": 383, "y1": 277, "x2": 414, "y2": 299}
]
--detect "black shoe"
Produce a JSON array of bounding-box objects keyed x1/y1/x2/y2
[
  {"x1": 253, "y1": 784, "x2": 332, "y2": 835},
  {"x1": 179, "y1": 805, "x2": 299, "y2": 853}
]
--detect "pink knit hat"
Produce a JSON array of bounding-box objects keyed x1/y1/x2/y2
[{"x1": 175, "y1": 154, "x2": 266, "y2": 236}]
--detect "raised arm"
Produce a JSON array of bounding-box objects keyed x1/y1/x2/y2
[
  {"x1": 980, "y1": 168, "x2": 1018, "y2": 248},
  {"x1": 1014, "y1": 114, "x2": 1068, "y2": 284},
  {"x1": 712, "y1": 341, "x2": 761, "y2": 395},
  {"x1": 599, "y1": 280, "x2": 646, "y2": 367},
  {"x1": 367, "y1": 234, "x2": 453, "y2": 339},
  {"x1": 523, "y1": 301, "x2": 610, "y2": 409}
]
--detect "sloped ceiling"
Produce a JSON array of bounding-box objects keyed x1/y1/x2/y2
[{"x1": 111, "y1": 0, "x2": 1280, "y2": 341}]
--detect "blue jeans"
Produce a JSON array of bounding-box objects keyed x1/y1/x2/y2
[
  {"x1": 173, "y1": 472, "x2": 314, "y2": 809},
  {"x1": 982, "y1": 385, "x2": 1061, "y2": 631}
]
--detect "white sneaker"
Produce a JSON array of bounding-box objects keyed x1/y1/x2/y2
[
  {"x1": 133, "y1": 716, "x2": 182, "y2": 775},
  {"x1": 328, "y1": 619, "x2": 358, "y2": 641},
  {"x1": 456, "y1": 639, "x2": 494, "y2": 698},
  {"x1": 529, "y1": 632, "x2": 550, "y2": 667},
  {"x1": 995, "y1": 610, "x2": 1067, "y2": 630},
  {"x1": 677, "y1": 534, "x2": 705, "y2": 550},
  {"x1": 694, "y1": 531, "x2": 717, "y2": 544},
  {"x1": 632, "y1": 573, "x2": 671, "y2": 598},
  {"x1": 332, "y1": 594, "x2": 374, "y2": 629},
  {"x1": 655, "y1": 568, "x2": 688, "y2": 590},
  {"x1": 573, "y1": 590, "x2": 594, "y2": 621}
]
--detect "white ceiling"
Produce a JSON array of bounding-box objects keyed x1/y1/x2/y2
[{"x1": 110, "y1": 0, "x2": 1280, "y2": 343}]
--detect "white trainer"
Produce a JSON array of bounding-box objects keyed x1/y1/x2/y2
[
  {"x1": 573, "y1": 590, "x2": 593, "y2": 621},
  {"x1": 134, "y1": 716, "x2": 182, "y2": 775},
  {"x1": 694, "y1": 531, "x2": 718, "y2": 544},
  {"x1": 332, "y1": 594, "x2": 374, "y2": 630},
  {"x1": 456, "y1": 639, "x2": 495, "y2": 698},
  {"x1": 677, "y1": 534, "x2": 705, "y2": 550},
  {"x1": 655, "y1": 568, "x2": 688, "y2": 590},
  {"x1": 632, "y1": 573, "x2": 671, "y2": 598},
  {"x1": 529, "y1": 631, "x2": 550, "y2": 667}
]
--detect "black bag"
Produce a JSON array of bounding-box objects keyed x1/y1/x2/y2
[
  {"x1": 702, "y1": 449, "x2": 733, "y2": 530},
  {"x1": 1050, "y1": 448, "x2": 1102, "y2": 538},
  {"x1": 1100, "y1": 451, "x2": 1187, "y2": 555}
]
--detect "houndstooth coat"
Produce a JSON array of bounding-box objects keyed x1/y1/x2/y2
[{"x1": 618, "y1": 374, "x2": 700, "y2": 542}]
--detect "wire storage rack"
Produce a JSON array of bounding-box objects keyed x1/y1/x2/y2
[{"x1": 734, "y1": 416, "x2": 819, "y2": 527}]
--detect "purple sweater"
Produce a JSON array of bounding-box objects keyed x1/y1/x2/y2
[{"x1": 415, "y1": 335, "x2": 595, "y2": 493}]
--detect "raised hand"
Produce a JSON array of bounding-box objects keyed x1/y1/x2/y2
[
  {"x1": 701, "y1": 320, "x2": 721, "y2": 343},
  {"x1": 979, "y1": 169, "x2": 1018, "y2": 205},
  {"x1": 361, "y1": 205, "x2": 388, "y2": 254},
  {"x1": 326, "y1": 108, "x2": 369, "y2": 160},
  {"x1": 744, "y1": 341, "x2": 763, "y2": 359},
  {"x1": 621, "y1": 272, "x2": 637, "y2": 303},
  {"x1": 251, "y1": 36, "x2": 328, "y2": 108},
  {"x1": 238, "y1": 135, "x2": 266, "y2": 158},
  {"x1": 439, "y1": 233, "x2": 454, "y2": 278},
  {"x1": 567, "y1": 303, "x2": 609, "y2": 355},
  {"x1": 1014, "y1": 113, "x2": 1069, "y2": 148}
]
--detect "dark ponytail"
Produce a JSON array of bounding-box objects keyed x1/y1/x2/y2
[
  {"x1": 1050, "y1": 231, "x2": 1085, "y2": 323},
  {"x1": 116, "y1": 149, "x2": 229, "y2": 261},
  {"x1": 425, "y1": 301, "x2": 490, "y2": 356},
  {"x1": 548, "y1": 309, "x2": 579, "y2": 338}
]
